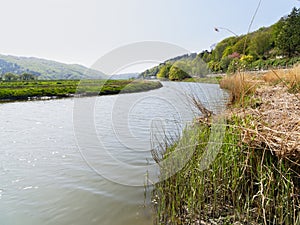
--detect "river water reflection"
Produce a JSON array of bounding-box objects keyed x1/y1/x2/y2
[{"x1": 0, "y1": 82, "x2": 228, "y2": 225}]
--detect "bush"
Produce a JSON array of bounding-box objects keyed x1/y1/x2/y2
[{"x1": 168, "y1": 65, "x2": 190, "y2": 81}]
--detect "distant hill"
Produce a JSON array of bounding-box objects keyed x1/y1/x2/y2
[{"x1": 0, "y1": 54, "x2": 106, "y2": 80}]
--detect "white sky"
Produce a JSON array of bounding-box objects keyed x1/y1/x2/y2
[{"x1": 0, "y1": 0, "x2": 299, "y2": 71}]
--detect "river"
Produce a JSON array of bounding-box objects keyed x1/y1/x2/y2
[{"x1": 0, "y1": 82, "x2": 228, "y2": 225}]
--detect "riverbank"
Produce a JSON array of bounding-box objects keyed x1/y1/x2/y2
[
  {"x1": 0, "y1": 79, "x2": 162, "y2": 102},
  {"x1": 152, "y1": 65, "x2": 300, "y2": 224}
]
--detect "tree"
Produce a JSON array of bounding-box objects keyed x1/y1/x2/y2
[
  {"x1": 3, "y1": 73, "x2": 18, "y2": 81},
  {"x1": 157, "y1": 64, "x2": 171, "y2": 79},
  {"x1": 249, "y1": 30, "x2": 273, "y2": 57},
  {"x1": 220, "y1": 57, "x2": 232, "y2": 72},
  {"x1": 222, "y1": 46, "x2": 234, "y2": 58},
  {"x1": 232, "y1": 36, "x2": 248, "y2": 54},
  {"x1": 20, "y1": 73, "x2": 36, "y2": 81},
  {"x1": 199, "y1": 50, "x2": 211, "y2": 63},
  {"x1": 168, "y1": 65, "x2": 190, "y2": 81},
  {"x1": 191, "y1": 56, "x2": 209, "y2": 77},
  {"x1": 276, "y1": 7, "x2": 300, "y2": 57},
  {"x1": 213, "y1": 42, "x2": 227, "y2": 61}
]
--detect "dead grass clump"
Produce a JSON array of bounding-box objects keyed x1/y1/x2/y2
[
  {"x1": 220, "y1": 73, "x2": 259, "y2": 105},
  {"x1": 231, "y1": 84, "x2": 300, "y2": 159}
]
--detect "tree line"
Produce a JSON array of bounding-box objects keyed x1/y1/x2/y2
[
  {"x1": 141, "y1": 7, "x2": 300, "y2": 80},
  {"x1": 203, "y1": 7, "x2": 300, "y2": 73},
  {"x1": 141, "y1": 53, "x2": 209, "y2": 80},
  {"x1": 0, "y1": 72, "x2": 37, "y2": 81}
]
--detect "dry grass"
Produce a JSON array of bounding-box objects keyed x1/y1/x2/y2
[
  {"x1": 263, "y1": 64, "x2": 300, "y2": 93},
  {"x1": 229, "y1": 84, "x2": 300, "y2": 159},
  {"x1": 220, "y1": 64, "x2": 300, "y2": 105},
  {"x1": 219, "y1": 72, "x2": 261, "y2": 105},
  {"x1": 222, "y1": 65, "x2": 300, "y2": 158}
]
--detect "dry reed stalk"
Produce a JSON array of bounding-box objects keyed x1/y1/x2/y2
[{"x1": 220, "y1": 72, "x2": 260, "y2": 105}]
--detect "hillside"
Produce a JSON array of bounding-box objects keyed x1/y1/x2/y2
[
  {"x1": 141, "y1": 7, "x2": 300, "y2": 80},
  {"x1": 0, "y1": 54, "x2": 106, "y2": 80},
  {"x1": 140, "y1": 53, "x2": 209, "y2": 80}
]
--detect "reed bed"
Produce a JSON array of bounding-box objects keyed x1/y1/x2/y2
[
  {"x1": 219, "y1": 73, "x2": 260, "y2": 106},
  {"x1": 152, "y1": 116, "x2": 299, "y2": 224}
]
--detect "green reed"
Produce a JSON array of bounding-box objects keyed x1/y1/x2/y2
[{"x1": 152, "y1": 116, "x2": 299, "y2": 224}]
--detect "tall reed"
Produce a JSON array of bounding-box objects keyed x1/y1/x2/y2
[
  {"x1": 219, "y1": 72, "x2": 259, "y2": 106},
  {"x1": 152, "y1": 116, "x2": 300, "y2": 224}
]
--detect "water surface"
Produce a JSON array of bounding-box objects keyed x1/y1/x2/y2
[{"x1": 0, "y1": 82, "x2": 228, "y2": 225}]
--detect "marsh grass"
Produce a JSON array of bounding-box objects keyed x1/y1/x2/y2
[
  {"x1": 151, "y1": 67, "x2": 300, "y2": 224},
  {"x1": 219, "y1": 72, "x2": 260, "y2": 106},
  {"x1": 152, "y1": 116, "x2": 300, "y2": 224},
  {"x1": 0, "y1": 79, "x2": 162, "y2": 101}
]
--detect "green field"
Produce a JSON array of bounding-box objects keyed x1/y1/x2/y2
[
  {"x1": 0, "y1": 79, "x2": 162, "y2": 101},
  {"x1": 182, "y1": 76, "x2": 223, "y2": 84}
]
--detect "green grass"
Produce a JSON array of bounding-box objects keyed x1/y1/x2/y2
[
  {"x1": 0, "y1": 79, "x2": 162, "y2": 101},
  {"x1": 152, "y1": 116, "x2": 300, "y2": 224}
]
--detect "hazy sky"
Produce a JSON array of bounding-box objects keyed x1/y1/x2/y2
[{"x1": 0, "y1": 0, "x2": 299, "y2": 70}]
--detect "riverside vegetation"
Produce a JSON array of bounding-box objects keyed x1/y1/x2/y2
[
  {"x1": 141, "y1": 7, "x2": 300, "y2": 82},
  {"x1": 0, "y1": 54, "x2": 105, "y2": 80},
  {"x1": 151, "y1": 64, "x2": 300, "y2": 224},
  {"x1": 150, "y1": 7, "x2": 300, "y2": 224},
  {"x1": 0, "y1": 79, "x2": 162, "y2": 101}
]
